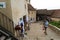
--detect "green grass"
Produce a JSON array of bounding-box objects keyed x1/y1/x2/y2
[{"x1": 49, "y1": 21, "x2": 60, "y2": 28}]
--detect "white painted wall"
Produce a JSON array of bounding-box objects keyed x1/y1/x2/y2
[{"x1": 10, "y1": 0, "x2": 28, "y2": 25}]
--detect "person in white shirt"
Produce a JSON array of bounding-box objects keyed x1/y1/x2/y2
[{"x1": 18, "y1": 18, "x2": 25, "y2": 37}]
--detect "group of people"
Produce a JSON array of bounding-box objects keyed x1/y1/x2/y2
[
  {"x1": 14, "y1": 16, "x2": 54, "y2": 40},
  {"x1": 15, "y1": 17, "x2": 49, "y2": 36},
  {"x1": 15, "y1": 20, "x2": 24, "y2": 37},
  {"x1": 15, "y1": 19, "x2": 30, "y2": 37}
]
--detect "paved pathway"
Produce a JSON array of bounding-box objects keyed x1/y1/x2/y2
[{"x1": 18, "y1": 21, "x2": 60, "y2": 40}]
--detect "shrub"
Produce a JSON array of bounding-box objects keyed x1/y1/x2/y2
[{"x1": 49, "y1": 21, "x2": 60, "y2": 28}]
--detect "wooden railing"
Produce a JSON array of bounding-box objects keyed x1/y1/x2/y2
[{"x1": 0, "y1": 12, "x2": 15, "y2": 35}]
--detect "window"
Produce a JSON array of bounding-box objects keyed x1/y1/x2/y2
[
  {"x1": 0, "y1": 4, "x2": 3, "y2": 8},
  {"x1": 26, "y1": 0, "x2": 30, "y2": 3},
  {"x1": 32, "y1": 12, "x2": 33, "y2": 14},
  {"x1": 26, "y1": 0, "x2": 28, "y2": 1},
  {"x1": 29, "y1": 0, "x2": 30, "y2": 2},
  {"x1": 0, "y1": 2, "x2": 6, "y2": 8},
  {"x1": 25, "y1": 4, "x2": 26, "y2": 9}
]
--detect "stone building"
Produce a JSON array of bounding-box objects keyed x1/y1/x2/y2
[
  {"x1": 51, "y1": 9, "x2": 60, "y2": 21},
  {"x1": 28, "y1": 4, "x2": 36, "y2": 22},
  {"x1": 0, "y1": 0, "x2": 30, "y2": 40},
  {"x1": 36, "y1": 9, "x2": 53, "y2": 21}
]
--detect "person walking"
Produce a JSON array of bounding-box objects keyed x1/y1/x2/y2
[{"x1": 43, "y1": 18, "x2": 49, "y2": 35}]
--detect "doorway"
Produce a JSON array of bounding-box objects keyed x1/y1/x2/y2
[
  {"x1": 23, "y1": 15, "x2": 27, "y2": 31},
  {"x1": 23, "y1": 15, "x2": 26, "y2": 23}
]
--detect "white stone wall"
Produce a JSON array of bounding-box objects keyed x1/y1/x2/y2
[
  {"x1": 10, "y1": 0, "x2": 28, "y2": 25},
  {"x1": 29, "y1": 11, "x2": 36, "y2": 22}
]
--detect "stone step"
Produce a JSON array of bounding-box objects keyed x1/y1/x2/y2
[
  {"x1": 17, "y1": 35, "x2": 37, "y2": 40},
  {"x1": 5, "y1": 38, "x2": 11, "y2": 40},
  {"x1": 0, "y1": 36, "x2": 6, "y2": 40},
  {"x1": 0, "y1": 35, "x2": 12, "y2": 40}
]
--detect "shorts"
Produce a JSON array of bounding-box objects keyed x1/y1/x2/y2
[{"x1": 44, "y1": 27, "x2": 47, "y2": 30}]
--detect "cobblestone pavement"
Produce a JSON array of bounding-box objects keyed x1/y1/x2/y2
[{"x1": 19, "y1": 21, "x2": 60, "y2": 40}]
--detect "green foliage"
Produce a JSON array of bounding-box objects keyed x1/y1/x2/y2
[{"x1": 49, "y1": 21, "x2": 60, "y2": 28}]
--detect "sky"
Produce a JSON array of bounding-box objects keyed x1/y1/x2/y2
[{"x1": 30, "y1": 0, "x2": 60, "y2": 10}]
